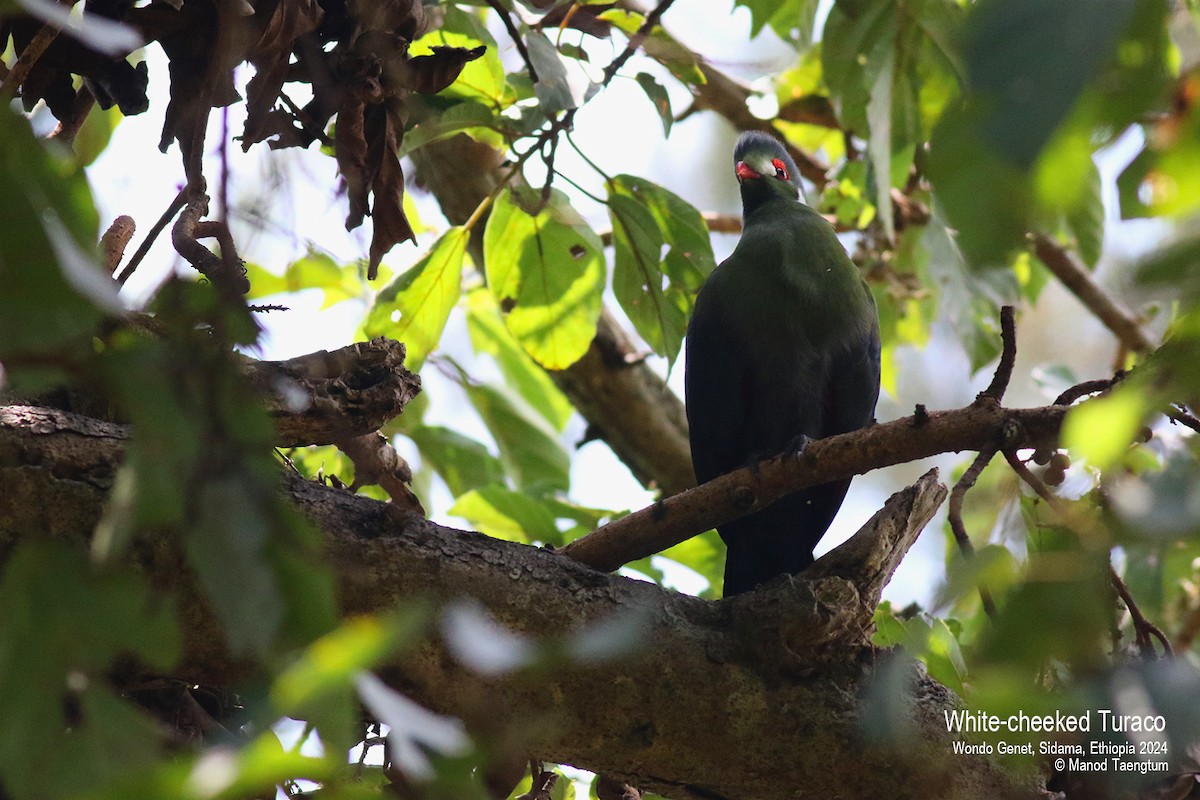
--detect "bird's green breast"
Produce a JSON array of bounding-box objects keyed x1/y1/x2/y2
[{"x1": 713, "y1": 199, "x2": 874, "y2": 351}]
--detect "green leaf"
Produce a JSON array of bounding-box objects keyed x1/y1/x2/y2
[
  {"x1": 1062, "y1": 160, "x2": 1105, "y2": 268},
  {"x1": 465, "y1": 288, "x2": 574, "y2": 432},
  {"x1": 735, "y1": 0, "x2": 819, "y2": 44},
  {"x1": 608, "y1": 194, "x2": 685, "y2": 365},
  {"x1": 273, "y1": 610, "x2": 426, "y2": 751},
  {"x1": 366, "y1": 226, "x2": 469, "y2": 369},
  {"x1": 71, "y1": 104, "x2": 121, "y2": 169},
  {"x1": 920, "y1": 204, "x2": 1019, "y2": 372},
  {"x1": 464, "y1": 380, "x2": 570, "y2": 492},
  {"x1": 866, "y1": 43, "x2": 896, "y2": 242},
  {"x1": 526, "y1": 30, "x2": 598, "y2": 112},
  {"x1": 0, "y1": 543, "x2": 178, "y2": 798},
  {"x1": 962, "y1": 0, "x2": 1137, "y2": 169},
  {"x1": 413, "y1": 7, "x2": 508, "y2": 105},
  {"x1": 246, "y1": 248, "x2": 381, "y2": 307},
  {"x1": 634, "y1": 72, "x2": 673, "y2": 135},
  {"x1": 0, "y1": 108, "x2": 108, "y2": 375},
  {"x1": 449, "y1": 484, "x2": 562, "y2": 544},
  {"x1": 1063, "y1": 388, "x2": 1148, "y2": 471},
  {"x1": 398, "y1": 100, "x2": 500, "y2": 158},
  {"x1": 483, "y1": 187, "x2": 605, "y2": 370},
  {"x1": 409, "y1": 424, "x2": 507, "y2": 497},
  {"x1": 606, "y1": 175, "x2": 716, "y2": 368},
  {"x1": 822, "y1": 0, "x2": 894, "y2": 134},
  {"x1": 188, "y1": 475, "x2": 285, "y2": 656}
]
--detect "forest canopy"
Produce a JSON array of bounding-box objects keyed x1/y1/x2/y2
[{"x1": 3, "y1": 0, "x2": 1200, "y2": 798}]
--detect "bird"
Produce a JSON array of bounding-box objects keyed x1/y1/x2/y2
[{"x1": 684, "y1": 131, "x2": 881, "y2": 597}]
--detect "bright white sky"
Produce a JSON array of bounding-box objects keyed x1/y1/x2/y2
[{"x1": 78, "y1": 0, "x2": 1160, "y2": 606}]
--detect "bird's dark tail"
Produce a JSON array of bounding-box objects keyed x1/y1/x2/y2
[{"x1": 719, "y1": 480, "x2": 851, "y2": 597}]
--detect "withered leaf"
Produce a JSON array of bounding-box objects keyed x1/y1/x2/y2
[
  {"x1": 402, "y1": 44, "x2": 487, "y2": 95},
  {"x1": 365, "y1": 106, "x2": 415, "y2": 279},
  {"x1": 335, "y1": 99, "x2": 415, "y2": 279},
  {"x1": 241, "y1": 0, "x2": 324, "y2": 149}
]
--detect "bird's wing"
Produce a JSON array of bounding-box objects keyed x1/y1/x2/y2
[
  {"x1": 826, "y1": 288, "x2": 882, "y2": 436},
  {"x1": 684, "y1": 275, "x2": 750, "y2": 485}
]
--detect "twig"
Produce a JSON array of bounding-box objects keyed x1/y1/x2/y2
[
  {"x1": 0, "y1": 23, "x2": 60, "y2": 98},
  {"x1": 947, "y1": 447, "x2": 998, "y2": 618},
  {"x1": 335, "y1": 433, "x2": 425, "y2": 513},
  {"x1": 100, "y1": 216, "x2": 137, "y2": 275},
  {"x1": 1002, "y1": 448, "x2": 1068, "y2": 514},
  {"x1": 978, "y1": 306, "x2": 1016, "y2": 403},
  {"x1": 1167, "y1": 404, "x2": 1200, "y2": 434},
  {"x1": 50, "y1": 85, "x2": 96, "y2": 146},
  {"x1": 118, "y1": 188, "x2": 189, "y2": 286},
  {"x1": 172, "y1": 191, "x2": 249, "y2": 296},
  {"x1": 602, "y1": 0, "x2": 679, "y2": 87},
  {"x1": 1053, "y1": 377, "x2": 1121, "y2": 406},
  {"x1": 1003, "y1": 449, "x2": 1172, "y2": 658},
  {"x1": 485, "y1": 0, "x2": 538, "y2": 84},
  {"x1": 1031, "y1": 233, "x2": 1156, "y2": 355},
  {"x1": 1110, "y1": 567, "x2": 1173, "y2": 657}
]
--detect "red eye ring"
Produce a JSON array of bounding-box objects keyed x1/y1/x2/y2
[{"x1": 771, "y1": 158, "x2": 789, "y2": 181}]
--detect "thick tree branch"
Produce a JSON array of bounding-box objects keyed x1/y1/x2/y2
[
  {"x1": 0, "y1": 405, "x2": 1036, "y2": 799},
  {"x1": 241, "y1": 337, "x2": 421, "y2": 447}
]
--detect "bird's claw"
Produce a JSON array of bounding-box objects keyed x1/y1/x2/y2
[{"x1": 790, "y1": 434, "x2": 813, "y2": 459}]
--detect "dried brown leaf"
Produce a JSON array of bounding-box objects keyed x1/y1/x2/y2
[{"x1": 402, "y1": 44, "x2": 486, "y2": 94}]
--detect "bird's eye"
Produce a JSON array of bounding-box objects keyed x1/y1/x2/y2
[{"x1": 771, "y1": 158, "x2": 789, "y2": 181}]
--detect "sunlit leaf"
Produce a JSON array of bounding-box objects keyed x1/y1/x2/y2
[
  {"x1": 366, "y1": 226, "x2": 469, "y2": 368},
  {"x1": 483, "y1": 187, "x2": 604, "y2": 370},
  {"x1": 1063, "y1": 388, "x2": 1148, "y2": 471}
]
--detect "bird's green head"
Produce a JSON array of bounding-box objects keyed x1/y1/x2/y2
[{"x1": 733, "y1": 131, "x2": 805, "y2": 212}]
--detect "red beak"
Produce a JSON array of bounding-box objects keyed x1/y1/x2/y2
[{"x1": 735, "y1": 161, "x2": 760, "y2": 182}]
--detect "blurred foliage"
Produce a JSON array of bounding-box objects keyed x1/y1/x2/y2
[{"x1": 6, "y1": 0, "x2": 1200, "y2": 796}]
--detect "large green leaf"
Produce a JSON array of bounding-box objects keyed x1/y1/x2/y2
[
  {"x1": 366, "y1": 226, "x2": 469, "y2": 368},
  {"x1": 606, "y1": 175, "x2": 714, "y2": 368},
  {"x1": 608, "y1": 193, "x2": 687, "y2": 366},
  {"x1": 483, "y1": 187, "x2": 604, "y2": 370},
  {"x1": 962, "y1": 0, "x2": 1137, "y2": 169},
  {"x1": 921, "y1": 204, "x2": 1019, "y2": 372},
  {"x1": 609, "y1": 176, "x2": 710, "y2": 367}
]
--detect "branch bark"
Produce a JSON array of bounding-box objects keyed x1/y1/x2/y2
[
  {"x1": 1031, "y1": 233, "x2": 1156, "y2": 355},
  {"x1": 241, "y1": 336, "x2": 421, "y2": 447},
  {"x1": 0, "y1": 404, "x2": 1038, "y2": 800}
]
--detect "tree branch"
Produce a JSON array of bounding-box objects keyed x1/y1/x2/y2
[
  {"x1": 561, "y1": 401, "x2": 1066, "y2": 573},
  {"x1": 240, "y1": 337, "x2": 422, "y2": 448},
  {"x1": 0, "y1": 405, "x2": 1037, "y2": 799},
  {"x1": 1031, "y1": 233, "x2": 1156, "y2": 355}
]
